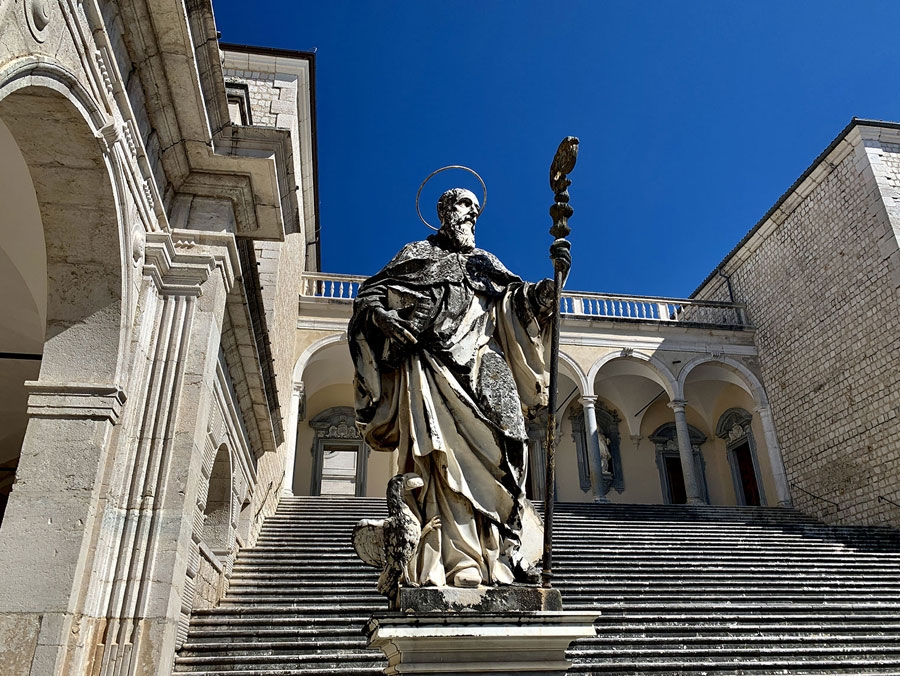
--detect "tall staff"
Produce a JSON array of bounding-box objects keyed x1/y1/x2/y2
[{"x1": 542, "y1": 136, "x2": 579, "y2": 588}]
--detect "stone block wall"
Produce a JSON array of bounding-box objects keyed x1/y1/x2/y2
[
  {"x1": 193, "y1": 544, "x2": 225, "y2": 611},
  {"x1": 224, "y1": 68, "x2": 297, "y2": 130},
  {"x1": 695, "y1": 124, "x2": 900, "y2": 526}
]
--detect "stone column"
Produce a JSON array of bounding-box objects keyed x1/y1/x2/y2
[
  {"x1": 668, "y1": 400, "x2": 705, "y2": 505},
  {"x1": 755, "y1": 405, "x2": 792, "y2": 507},
  {"x1": 281, "y1": 382, "x2": 304, "y2": 496},
  {"x1": 580, "y1": 396, "x2": 608, "y2": 503}
]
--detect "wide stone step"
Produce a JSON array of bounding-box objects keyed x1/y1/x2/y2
[
  {"x1": 174, "y1": 653, "x2": 383, "y2": 672},
  {"x1": 567, "y1": 656, "x2": 900, "y2": 674},
  {"x1": 178, "y1": 638, "x2": 373, "y2": 654},
  {"x1": 175, "y1": 498, "x2": 900, "y2": 675}
]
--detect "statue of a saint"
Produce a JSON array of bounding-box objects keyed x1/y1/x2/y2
[{"x1": 349, "y1": 188, "x2": 570, "y2": 588}]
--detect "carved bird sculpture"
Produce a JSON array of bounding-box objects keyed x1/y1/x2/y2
[
  {"x1": 549, "y1": 136, "x2": 580, "y2": 195},
  {"x1": 352, "y1": 472, "x2": 439, "y2": 608}
]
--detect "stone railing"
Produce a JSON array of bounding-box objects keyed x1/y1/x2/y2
[
  {"x1": 560, "y1": 292, "x2": 749, "y2": 327},
  {"x1": 301, "y1": 272, "x2": 362, "y2": 300},
  {"x1": 301, "y1": 273, "x2": 750, "y2": 328}
]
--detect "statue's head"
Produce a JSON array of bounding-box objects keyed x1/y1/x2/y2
[{"x1": 436, "y1": 188, "x2": 479, "y2": 250}]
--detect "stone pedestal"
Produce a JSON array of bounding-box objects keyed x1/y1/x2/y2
[
  {"x1": 397, "y1": 585, "x2": 563, "y2": 613},
  {"x1": 366, "y1": 610, "x2": 597, "y2": 675},
  {"x1": 367, "y1": 587, "x2": 597, "y2": 675}
]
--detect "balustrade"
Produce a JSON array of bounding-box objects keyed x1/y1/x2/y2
[{"x1": 300, "y1": 273, "x2": 750, "y2": 328}]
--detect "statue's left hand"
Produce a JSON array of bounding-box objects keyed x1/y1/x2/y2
[{"x1": 550, "y1": 238, "x2": 571, "y2": 286}]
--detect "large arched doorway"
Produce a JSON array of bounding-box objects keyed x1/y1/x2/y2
[
  {"x1": 0, "y1": 78, "x2": 126, "y2": 638},
  {"x1": 0, "y1": 84, "x2": 123, "y2": 526}
]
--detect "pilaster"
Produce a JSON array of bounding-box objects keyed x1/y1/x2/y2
[
  {"x1": 91, "y1": 230, "x2": 239, "y2": 676},
  {"x1": 755, "y1": 405, "x2": 792, "y2": 507}
]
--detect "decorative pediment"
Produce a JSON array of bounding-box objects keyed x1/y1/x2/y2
[
  {"x1": 716, "y1": 408, "x2": 753, "y2": 442},
  {"x1": 310, "y1": 406, "x2": 360, "y2": 439}
]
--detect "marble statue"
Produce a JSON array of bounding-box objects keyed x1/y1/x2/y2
[{"x1": 349, "y1": 187, "x2": 570, "y2": 590}]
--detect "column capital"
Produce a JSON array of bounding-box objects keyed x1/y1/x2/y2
[
  {"x1": 668, "y1": 399, "x2": 688, "y2": 413},
  {"x1": 579, "y1": 395, "x2": 597, "y2": 407},
  {"x1": 144, "y1": 230, "x2": 238, "y2": 296}
]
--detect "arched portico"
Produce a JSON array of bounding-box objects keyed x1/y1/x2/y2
[
  {"x1": 0, "y1": 70, "x2": 129, "y2": 671},
  {"x1": 284, "y1": 333, "x2": 350, "y2": 495},
  {"x1": 678, "y1": 355, "x2": 790, "y2": 506}
]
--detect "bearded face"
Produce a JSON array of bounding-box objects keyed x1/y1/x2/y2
[{"x1": 437, "y1": 189, "x2": 479, "y2": 250}]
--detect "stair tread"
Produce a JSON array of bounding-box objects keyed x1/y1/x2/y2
[{"x1": 174, "y1": 498, "x2": 900, "y2": 675}]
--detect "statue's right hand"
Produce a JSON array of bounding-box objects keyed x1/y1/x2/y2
[{"x1": 373, "y1": 308, "x2": 417, "y2": 346}]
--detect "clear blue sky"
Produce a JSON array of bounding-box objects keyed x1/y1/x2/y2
[{"x1": 211, "y1": 1, "x2": 900, "y2": 297}]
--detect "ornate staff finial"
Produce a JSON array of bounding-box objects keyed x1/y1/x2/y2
[{"x1": 542, "y1": 136, "x2": 579, "y2": 589}]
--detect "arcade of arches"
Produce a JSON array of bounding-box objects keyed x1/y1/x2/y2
[{"x1": 289, "y1": 311, "x2": 791, "y2": 509}]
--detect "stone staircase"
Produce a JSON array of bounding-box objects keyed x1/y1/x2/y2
[{"x1": 175, "y1": 497, "x2": 900, "y2": 675}]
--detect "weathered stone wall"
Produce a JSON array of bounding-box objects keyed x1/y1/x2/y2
[
  {"x1": 193, "y1": 544, "x2": 226, "y2": 611},
  {"x1": 696, "y1": 126, "x2": 900, "y2": 525},
  {"x1": 224, "y1": 68, "x2": 280, "y2": 127}
]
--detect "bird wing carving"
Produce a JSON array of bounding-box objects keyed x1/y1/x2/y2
[{"x1": 352, "y1": 518, "x2": 386, "y2": 568}]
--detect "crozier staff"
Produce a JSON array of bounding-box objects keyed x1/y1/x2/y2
[{"x1": 349, "y1": 183, "x2": 570, "y2": 588}]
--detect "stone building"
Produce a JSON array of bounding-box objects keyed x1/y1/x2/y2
[
  {"x1": 1, "y1": 1, "x2": 899, "y2": 675},
  {"x1": 0, "y1": 1, "x2": 317, "y2": 672}
]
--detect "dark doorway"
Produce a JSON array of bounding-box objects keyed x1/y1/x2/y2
[
  {"x1": 664, "y1": 455, "x2": 687, "y2": 504},
  {"x1": 733, "y1": 442, "x2": 761, "y2": 506}
]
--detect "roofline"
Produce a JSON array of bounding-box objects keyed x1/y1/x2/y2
[
  {"x1": 219, "y1": 42, "x2": 316, "y2": 62},
  {"x1": 220, "y1": 42, "x2": 322, "y2": 271},
  {"x1": 691, "y1": 117, "x2": 900, "y2": 298}
]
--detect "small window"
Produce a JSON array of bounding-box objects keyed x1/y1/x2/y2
[{"x1": 225, "y1": 82, "x2": 252, "y2": 125}]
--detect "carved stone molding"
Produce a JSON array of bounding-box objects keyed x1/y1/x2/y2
[
  {"x1": 310, "y1": 408, "x2": 360, "y2": 439},
  {"x1": 25, "y1": 382, "x2": 127, "y2": 423},
  {"x1": 144, "y1": 231, "x2": 238, "y2": 296},
  {"x1": 180, "y1": 172, "x2": 260, "y2": 235},
  {"x1": 25, "y1": 0, "x2": 52, "y2": 43},
  {"x1": 715, "y1": 407, "x2": 753, "y2": 442}
]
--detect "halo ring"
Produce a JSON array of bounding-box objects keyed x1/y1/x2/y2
[{"x1": 416, "y1": 165, "x2": 487, "y2": 231}]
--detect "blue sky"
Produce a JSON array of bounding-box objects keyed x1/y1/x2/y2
[{"x1": 211, "y1": 1, "x2": 900, "y2": 297}]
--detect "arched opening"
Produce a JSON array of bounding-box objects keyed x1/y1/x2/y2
[
  {"x1": 0, "y1": 116, "x2": 45, "y2": 522},
  {"x1": 204, "y1": 445, "x2": 234, "y2": 553},
  {"x1": 681, "y1": 358, "x2": 779, "y2": 506},
  {"x1": 591, "y1": 353, "x2": 677, "y2": 504},
  {"x1": 193, "y1": 444, "x2": 235, "y2": 610},
  {"x1": 0, "y1": 84, "x2": 123, "y2": 528},
  {"x1": 294, "y1": 337, "x2": 394, "y2": 496}
]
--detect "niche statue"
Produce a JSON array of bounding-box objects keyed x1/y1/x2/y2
[{"x1": 349, "y1": 186, "x2": 570, "y2": 592}]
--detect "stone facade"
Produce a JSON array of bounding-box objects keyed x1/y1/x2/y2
[
  {"x1": 694, "y1": 122, "x2": 900, "y2": 526},
  {"x1": 0, "y1": 2, "x2": 318, "y2": 675},
  {"x1": 2, "y1": 1, "x2": 900, "y2": 674}
]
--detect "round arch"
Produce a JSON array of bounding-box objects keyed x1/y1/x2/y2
[
  {"x1": 0, "y1": 64, "x2": 128, "y2": 527},
  {"x1": 558, "y1": 350, "x2": 589, "y2": 397},
  {"x1": 284, "y1": 333, "x2": 350, "y2": 495},
  {"x1": 292, "y1": 333, "x2": 348, "y2": 383},
  {"x1": 676, "y1": 355, "x2": 769, "y2": 406},
  {"x1": 0, "y1": 65, "x2": 127, "y2": 385},
  {"x1": 588, "y1": 349, "x2": 678, "y2": 401}
]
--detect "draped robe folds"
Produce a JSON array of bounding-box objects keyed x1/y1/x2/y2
[{"x1": 349, "y1": 235, "x2": 551, "y2": 587}]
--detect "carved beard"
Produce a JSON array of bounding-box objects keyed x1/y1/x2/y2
[{"x1": 441, "y1": 214, "x2": 476, "y2": 251}]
